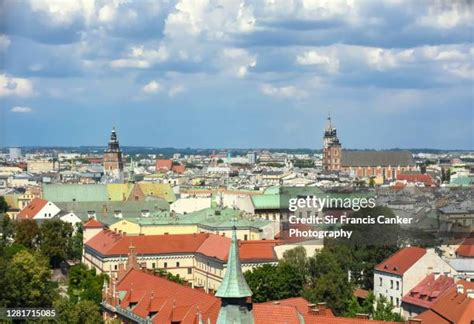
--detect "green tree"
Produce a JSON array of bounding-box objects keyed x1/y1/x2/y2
[
  {"x1": 373, "y1": 295, "x2": 404, "y2": 321},
  {"x1": 2, "y1": 250, "x2": 56, "y2": 307},
  {"x1": 0, "y1": 196, "x2": 8, "y2": 214},
  {"x1": 39, "y1": 219, "x2": 74, "y2": 267},
  {"x1": 302, "y1": 248, "x2": 353, "y2": 315},
  {"x1": 68, "y1": 264, "x2": 106, "y2": 304},
  {"x1": 54, "y1": 297, "x2": 103, "y2": 324},
  {"x1": 70, "y1": 226, "x2": 84, "y2": 260},
  {"x1": 1, "y1": 214, "x2": 14, "y2": 241},
  {"x1": 14, "y1": 219, "x2": 40, "y2": 249}
]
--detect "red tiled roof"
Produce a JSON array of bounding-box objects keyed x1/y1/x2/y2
[
  {"x1": 416, "y1": 279, "x2": 474, "y2": 324},
  {"x1": 397, "y1": 173, "x2": 434, "y2": 186},
  {"x1": 353, "y1": 288, "x2": 369, "y2": 299},
  {"x1": 253, "y1": 303, "x2": 302, "y2": 324},
  {"x1": 156, "y1": 159, "x2": 173, "y2": 170},
  {"x1": 83, "y1": 218, "x2": 104, "y2": 229},
  {"x1": 172, "y1": 165, "x2": 186, "y2": 174},
  {"x1": 16, "y1": 198, "x2": 48, "y2": 220},
  {"x1": 259, "y1": 297, "x2": 334, "y2": 317},
  {"x1": 375, "y1": 247, "x2": 426, "y2": 276},
  {"x1": 117, "y1": 269, "x2": 220, "y2": 323},
  {"x1": 456, "y1": 237, "x2": 474, "y2": 257},
  {"x1": 305, "y1": 317, "x2": 401, "y2": 324},
  {"x1": 196, "y1": 234, "x2": 278, "y2": 262},
  {"x1": 86, "y1": 230, "x2": 279, "y2": 262},
  {"x1": 401, "y1": 274, "x2": 455, "y2": 309}
]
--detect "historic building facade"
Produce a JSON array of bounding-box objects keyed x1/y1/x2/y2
[
  {"x1": 322, "y1": 116, "x2": 417, "y2": 180},
  {"x1": 103, "y1": 127, "x2": 124, "y2": 180}
]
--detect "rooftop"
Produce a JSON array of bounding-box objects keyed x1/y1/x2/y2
[{"x1": 375, "y1": 247, "x2": 426, "y2": 276}]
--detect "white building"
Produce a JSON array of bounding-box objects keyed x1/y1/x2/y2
[
  {"x1": 374, "y1": 247, "x2": 456, "y2": 314},
  {"x1": 9, "y1": 148, "x2": 21, "y2": 160}
]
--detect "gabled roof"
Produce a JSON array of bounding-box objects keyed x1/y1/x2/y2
[
  {"x1": 83, "y1": 218, "x2": 104, "y2": 229},
  {"x1": 16, "y1": 198, "x2": 48, "y2": 220},
  {"x1": 341, "y1": 150, "x2": 415, "y2": 167},
  {"x1": 416, "y1": 280, "x2": 474, "y2": 324},
  {"x1": 156, "y1": 159, "x2": 173, "y2": 170},
  {"x1": 116, "y1": 269, "x2": 220, "y2": 323},
  {"x1": 402, "y1": 274, "x2": 455, "y2": 309},
  {"x1": 375, "y1": 247, "x2": 426, "y2": 276},
  {"x1": 456, "y1": 237, "x2": 474, "y2": 257},
  {"x1": 397, "y1": 173, "x2": 434, "y2": 186},
  {"x1": 85, "y1": 230, "x2": 279, "y2": 263}
]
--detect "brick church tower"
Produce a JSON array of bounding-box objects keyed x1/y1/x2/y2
[
  {"x1": 322, "y1": 114, "x2": 342, "y2": 171},
  {"x1": 103, "y1": 127, "x2": 124, "y2": 179}
]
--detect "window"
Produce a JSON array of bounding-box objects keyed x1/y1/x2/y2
[
  {"x1": 390, "y1": 280, "x2": 393, "y2": 289},
  {"x1": 396, "y1": 281, "x2": 400, "y2": 290},
  {"x1": 176, "y1": 262, "x2": 180, "y2": 268},
  {"x1": 114, "y1": 265, "x2": 117, "y2": 270},
  {"x1": 390, "y1": 296, "x2": 393, "y2": 305},
  {"x1": 188, "y1": 268, "x2": 192, "y2": 274},
  {"x1": 379, "y1": 277, "x2": 383, "y2": 286},
  {"x1": 244, "y1": 234, "x2": 248, "y2": 241},
  {"x1": 164, "y1": 262, "x2": 167, "y2": 268},
  {"x1": 152, "y1": 262, "x2": 155, "y2": 269},
  {"x1": 396, "y1": 298, "x2": 399, "y2": 307}
]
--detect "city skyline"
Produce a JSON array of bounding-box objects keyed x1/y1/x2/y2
[{"x1": 1, "y1": 1, "x2": 473, "y2": 149}]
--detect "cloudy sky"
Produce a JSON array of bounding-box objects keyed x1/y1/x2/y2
[{"x1": 1, "y1": 0, "x2": 473, "y2": 149}]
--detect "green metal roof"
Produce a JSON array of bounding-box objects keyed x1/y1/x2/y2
[
  {"x1": 251, "y1": 195, "x2": 281, "y2": 210},
  {"x1": 215, "y1": 227, "x2": 253, "y2": 298},
  {"x1": 43, "y1": 184, "x2": 108, "y2": 202}
]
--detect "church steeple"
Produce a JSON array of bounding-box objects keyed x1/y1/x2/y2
[
  {"x1": 215, "y1": 225, "x2": 254, "y2": 323},
  {"x1": 106, "y1": 127, "x2": 121, "y2": 153}
]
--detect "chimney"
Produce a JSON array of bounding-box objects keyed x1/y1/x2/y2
[
  {"x1": 457, "y1": 284, "x2": 464, "y2": 294},
  {"x1": 466, "y1": 289, "x2": 474, "y2": 299},
  {"x1": 355, "y1": 314, "x2": 369, "y2": 319},
  {"x1": 408, "y1": 319, "x2": 422, "y2": 324},
  {"x1": 317, "y1": 302, "x2": 327, "y2": 316},
  {"x1": 307, "y1": 304, "x2": 319, "y2": 316}
]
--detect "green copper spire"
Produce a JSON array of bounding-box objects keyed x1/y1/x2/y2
[{"x1": 215, "y1": 224, "x2": 253, "y2": 298}]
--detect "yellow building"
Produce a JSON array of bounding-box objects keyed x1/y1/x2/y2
[{"x1": 83, "y1": 228, "x2": 279, "y2": 294}]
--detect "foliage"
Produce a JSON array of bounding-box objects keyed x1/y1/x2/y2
[
  {"x1": 68, "y1": 264, "x2": 107, "y2": 304},
  {"x1": 244, "y1": 248, "x2": 306, "y2": 303},
  {"x1": 1, "y1": 213, "x2": 14, "y2": 241},
  {"x1": 154, "y1": 269, "x2": 187, "y2": 284},
  {"x1": 302, "y1": 248, "x2": 353, "y2": 315},
  {"x1": 14, "y1": 219, "x2": 40, "y2": 249},
  {"x1": 1, "y1": 250, "x2": 56, "y2": 307},
  {"x1": 70, "y1": 226, "x2": 84, "y2": 260},
  {"x1": 0, "y1": 196, "x2": 9, "y2": 213},
  {"x1": 54, "y1": 297, "x2": 103, "y2": 324},
  {"x1": 39, "y1": 219, "x2": 74, "y2": 267},
  {"x1": 293, "y1": 159, "x2": 314, "y2": 168}
]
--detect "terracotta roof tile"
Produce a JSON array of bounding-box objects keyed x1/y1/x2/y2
[
  {"x1": 156, "y1": 160, "x2": 173, "y2": 170},
  {"x1": 416, "y1": 279, "x2": 474, "y2": 324},
  {"x1": 397, "y1": 173, "x2": 434, "y2": 186},
  {"x1": 83, "y1": 218, "x2": 104, "y2": 228},
  {"x1": 375, "y1": 247, "x2": 426, "y2": 275},
  {"x1": 402, "y1": 274, "x2": 455, "y2": 309},
  {"x1": 16, "y1": 198, "x2": 48, "y2": 220},
  {"x1": 456, "y1": 237, "x2": 474, "y2": 257}
]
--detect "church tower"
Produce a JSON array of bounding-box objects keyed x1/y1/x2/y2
[
  {"x1": 322, "y1": 114, "x2": 342, "y2": 171},
  {"x1": 215, "y1": 226, "x2": 254, "y2": 324},
  {"x1": 103, "y1": 127, "x2": 124, "y2": 179}
]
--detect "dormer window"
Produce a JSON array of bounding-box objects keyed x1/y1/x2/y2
[
  {"x1": 114, "y1": 210, "x2": 123, "y2": 218},
  {"x1": 141, "y1": 210, "x2": 150, "y2": 217}
]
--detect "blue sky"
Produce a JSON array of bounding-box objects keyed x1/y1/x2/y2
[{"x1": 0, "y1": 0, "x2": 473, "y2": 149}]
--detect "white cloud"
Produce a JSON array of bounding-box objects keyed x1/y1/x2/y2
[
  {"x1": 111, "y1": 44, "x2": 169, "y2": 69},
  {"x1": 296, "y1": 50, "x2": 339, "y2": 73},
  {"x1": 0, "y1": 35, "x2": 11, "y2": 51},
  {"x1": 143, "y1": 80, "x2": 161, "y2": 94},
  {"x1": 221, "y1": 48, "x2": 257, "y2": 78},
  {"x1": 260, "y1": 83, "x2": 308, "y2": 99},
  {"x1": 110, "y1": 59, "x2": 150, "y2": 69},
  {"x1": 168, "y1": 85, "x2": 185, "y2": 97},
  {"x1": 11, "y1": 106, "x2": 33, "y2": 113},
  {"x1": 29, "y1": 0, "x2": 96, "y2": 26},
  {"x1": 0, "y1": 74, "x2": 35, "y2": 97},
  {"x1": 417, "y1": 0, "x2": 473, "y2": 29}
]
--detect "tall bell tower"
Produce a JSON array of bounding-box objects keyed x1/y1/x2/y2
[
  {"x1": 322, "y1": 114, "x2": 342, "y2": 171},
  {"x1": 103, "y1": 127, "x2": 124, "y2": 179}
]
